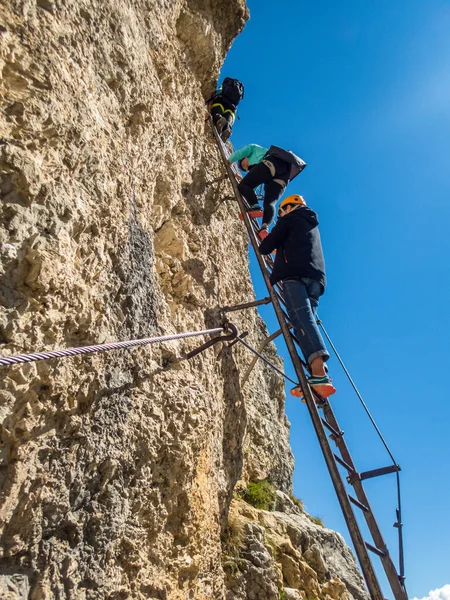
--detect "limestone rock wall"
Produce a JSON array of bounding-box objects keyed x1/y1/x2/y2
[
  {"x1": 0, "y1": 1, "x2": 294, "y2": 597},
  {"x1": 223, "y1": 496, "x2": 368, "y2": 600},
  {"x1": 0, "y1": 1, "x2": 367, "y2": 599}
]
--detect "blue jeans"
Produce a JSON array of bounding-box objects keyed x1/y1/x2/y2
[{"x1": 283, "y1": 278, "x2": 329, "y2": 366}]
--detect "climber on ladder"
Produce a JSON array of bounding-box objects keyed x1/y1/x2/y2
[
  {"x1": 228, "y1": 144, "x2": 306, "y2": 239},
  {"x1": 206, "y1": 77, "x2": 244, "y2": 141},
  {"x1": 258, "y1": 194, "x2": 336, "y2": 400}
]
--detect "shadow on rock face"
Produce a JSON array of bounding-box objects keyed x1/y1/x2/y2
[
  {"x1": 181, "y1": 166, "x2": 230, "y2": 227},
  {"x1": 218, "y1": 343, "x2": 247, "y2": 532},
  {"x1": 116, "y1": 201, "x2": 159, "y2": 338},
  {"x1": 204, "y1": 307, "x2": 247, "y2": 531}
]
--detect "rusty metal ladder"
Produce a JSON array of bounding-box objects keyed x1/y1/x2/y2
[{"x1": 211, "y1": 124, "x2": 408, "y2": 600}]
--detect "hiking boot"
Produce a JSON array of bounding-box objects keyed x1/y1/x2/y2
[
  {"x1": 221, "y1": 124, "x2": 232, "y2": 141},
  {"x1": 290, "y1": 375, "x2": 336, "y2": 403},
  {"x1": 215, "y1": 116, "x2": 227, "y2": 134}
]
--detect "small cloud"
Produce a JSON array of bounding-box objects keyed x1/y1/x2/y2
[{"x1": 412, "y1": 584, "x2": 450, "y2": 600}]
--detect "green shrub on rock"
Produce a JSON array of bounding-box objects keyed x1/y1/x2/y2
[{"x1": 241, "y1": 480, "x2": 276, "y2": 511}]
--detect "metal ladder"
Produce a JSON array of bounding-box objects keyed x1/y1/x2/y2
[{"x1": 211, "y1": 125, "x2": 408, "y2": 600}]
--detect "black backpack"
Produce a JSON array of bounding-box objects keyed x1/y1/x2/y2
[
  {"x1": 265, "y1": 146, "x2": 306, "y2": 182},
  {"x1": 221, "y1": 78, "x2": 244, "y2": 106}
]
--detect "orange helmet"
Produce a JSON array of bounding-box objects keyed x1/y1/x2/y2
[{"x1": 278, "y1": 194, "x2": 306, "y2": 212}]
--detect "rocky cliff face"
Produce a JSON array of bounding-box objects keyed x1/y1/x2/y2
[{"x1": 1, "y1": 1, "x2": 367, "y2": 599}]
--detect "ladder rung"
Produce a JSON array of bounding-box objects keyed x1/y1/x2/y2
[
  {"x1": 365, "y1": 541, "x2": 387, "y2": 558},
  {"x1": 321, "y1": 418, "x2": 343, "y2": 438},
  {"x1": 333, "y1": 453, "x2": 355, "y2": 474},
  {"x1": 348, "y1": 495, "x2": 369, "y2": 512},
  {"x1": 360, "y1": 464, "x2": 401, "y2": 481}
]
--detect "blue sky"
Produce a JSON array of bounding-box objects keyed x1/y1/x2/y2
[{"x1": 220, "y1": 1, "x2": 450, "y2": 597}]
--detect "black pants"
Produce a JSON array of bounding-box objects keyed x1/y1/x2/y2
[
  {"x1": 210, "y1": 94, "x2": 235, "y2": 128},
  {"x1": 210, "y1": 105, "x2": 234, "y2": 126},
  {"x1": 238, "y1": 158, "x2": 288, "y2": 225}
]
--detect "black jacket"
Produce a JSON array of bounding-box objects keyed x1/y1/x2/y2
[{"x1": 259, "y1": 206, "x2": 326, "y2": 293}]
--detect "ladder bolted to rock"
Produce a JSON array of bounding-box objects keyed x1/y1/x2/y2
[{"x1": 211, "y1": 125, "x2": 408, "y2": 600}]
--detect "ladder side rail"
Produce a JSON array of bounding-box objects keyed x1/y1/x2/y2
[
  {"x1": 317, "y1": 316, "x2": 407, "y2": 591},
  {"x1": 260, "y1": 204, "x2": 406, "y2": 598},
  {"x1": 266, "y1": 199, "x2": 406, "y2": 598},
  {"x1": 322, "y1": 404, "x2": 407, "y2": 599},
  {"x1": 212, "y1": 129, "x2": 385, "y2": 600}
]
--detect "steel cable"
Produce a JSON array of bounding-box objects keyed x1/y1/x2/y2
[
  {"x1": 235, "y1": 335, "x2": 298, "y2": 385},
  {"x1": 317, "y1": 318, "x2": 398, "y2": 464},
  {"x1": 0, "y1": 327, "x2": 225, "y2": 367},
  {"x1": 316, "y1": 316, "x2": 406, "y2": 589}
]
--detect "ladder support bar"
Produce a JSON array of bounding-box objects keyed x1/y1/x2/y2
[
  {"x1": 222, "y1": 296, "x2": 272, "y2": 313},
  {"x1": 360, "y1": 464, "x2": 401, "y2": 481},
  {"x1": 321, "y1": 418, "x2": 343, "y2": 439}
]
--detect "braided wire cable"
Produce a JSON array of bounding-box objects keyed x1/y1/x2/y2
[{"x1": 0, "y1": 327, "x2": 225, "y2": 367}]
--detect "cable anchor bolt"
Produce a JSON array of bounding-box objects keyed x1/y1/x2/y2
[{"x1": 184, "y1": 322, "x2": 239, "y2": 360}]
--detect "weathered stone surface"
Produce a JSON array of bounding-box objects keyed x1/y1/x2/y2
[
  {"x1": 0, "y1": 0, "x2": 295, "y2": 597},
  {"x1": 224, "y1": 522, "x2": 281, "y2": 600},
  {"x1": 284, "y1": 589, "x2": 304, "y2": 600},
  {"x1": 223, "y1": 497, "x2": 368, "y2": 600},
  {"x1": 0, "y1": 574, "x2": 29, "y2": 600},
  {"x1": 1, "y1": 1, "x2": 369, "y2": 599}
]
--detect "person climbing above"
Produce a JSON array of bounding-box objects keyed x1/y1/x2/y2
[
  {"x1": 259, "y1": 194, "x2": 336, "y2": 400},
  {"x1": 228, "y1": 144, "x2": 306, "y2": 239},
  {"x1": 206, "y1": 77, "x2": 244, "y2": 141}
]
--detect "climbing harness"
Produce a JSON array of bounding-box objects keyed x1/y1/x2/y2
[{"x1": 213, "y1": 121, "x2": 407, "y2": 600}]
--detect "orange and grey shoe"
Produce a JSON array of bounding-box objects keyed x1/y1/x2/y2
[
  {"x1": 290, "y1": 375, "x2": 336, "y2": 403},
  {"x1": 239, "y1": 204, "x2": 263, "y2": 220}
]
